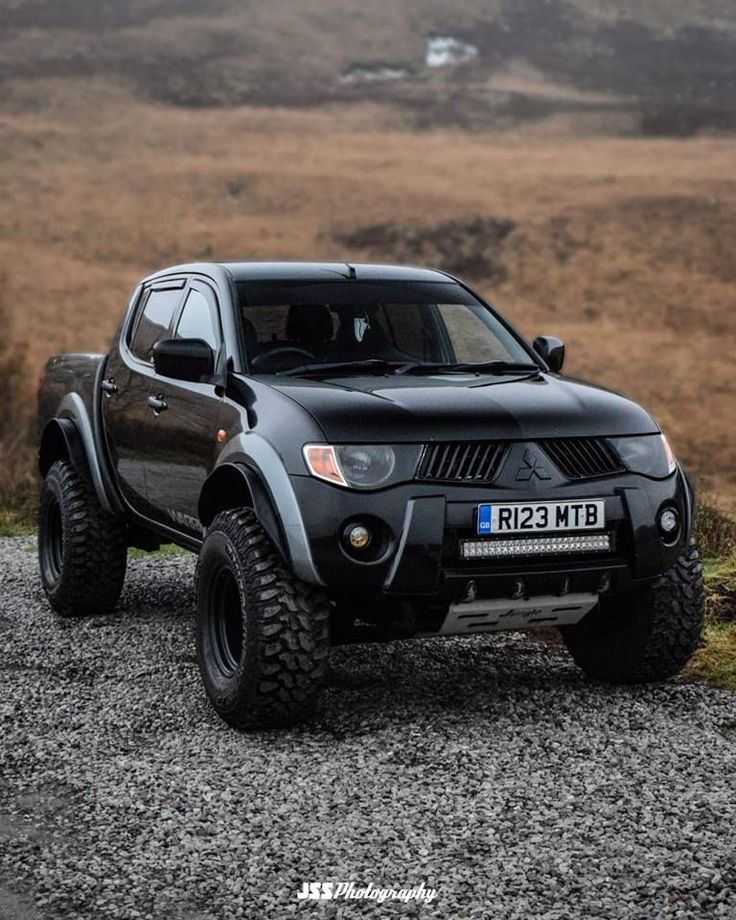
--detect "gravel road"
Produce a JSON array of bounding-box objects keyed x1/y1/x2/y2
[{"x1": 1, "y1": 536, "x2": 735, "y2": 920}]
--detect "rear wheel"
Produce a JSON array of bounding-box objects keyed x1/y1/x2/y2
[
  {"x1": 38, "y1": 460, "x2": 127, "y2": 617},
  {"x1": 561, "y1": 540, "x2": 704, "y2": 683},
  {"x1": 195, "y1": 509, "x2": 330, "y2": 729}
]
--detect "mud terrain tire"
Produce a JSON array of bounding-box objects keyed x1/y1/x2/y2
[
  {"x1": 39, "y1": 460, "x2": 127, "y2": 617},
  {"x1": 196, "y1": 509, "x2": 330, "y2": 729},
  {"x1": 561, "y1": 539, "x2": 704, "y2": 683}
]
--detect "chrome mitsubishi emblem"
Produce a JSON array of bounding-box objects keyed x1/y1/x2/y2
[{"x1": 516, "y1": 447, "x2": 551, "y2": 481}]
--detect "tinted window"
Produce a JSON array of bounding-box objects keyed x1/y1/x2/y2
[
  {"x1": 237, "y1": 281, "x2": 529, "y2": 372},
  {"x1": 374, "y1": 304, "x2": 431, "y2": 360},
  {"x1": 130, "y1": 288, "x2": 182, "y2": 361},
  {"x1": 175, "y1": 288, "x2": 220, "y2": 351},
  {"x1": 437, "y1": 303, "x2": 515, "y2": 362}
]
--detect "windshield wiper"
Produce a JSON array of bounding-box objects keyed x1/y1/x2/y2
[
  {"x1": 277, "y1": 359, "x2": 409, "y2": 378},
  {"x1": 397, "y1": 360, "x2": 541, "y2": 376},
  {"x1": 276, "y1": 358, "x2": 541, "y2": 378}
]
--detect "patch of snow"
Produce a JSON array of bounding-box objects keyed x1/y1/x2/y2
[
  {"x1": 425, "y1": 36, "x2": 478, "y2": 69},
  {"x1": 713, "y1": 19, "x2": 736, "y2": 34},
  {"x1": 340, "y1": 65, "x2": 408, "y2": 85}
]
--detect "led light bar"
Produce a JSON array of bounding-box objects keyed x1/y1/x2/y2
[{"x1": 461, "y1": 533, "x2": 611, "y2": 559}]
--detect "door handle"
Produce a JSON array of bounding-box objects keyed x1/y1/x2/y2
[
  {"x1": 147, "y1": 394, "x2": 168, "y2": 414},
  {"x1": 101, "y1": 377, "x2": 118, "y2": 396}
]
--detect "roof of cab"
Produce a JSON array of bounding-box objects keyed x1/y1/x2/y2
[
  {"x1": 143, "y1": 261, "x2": 453, "y2": 285},
  {"x1": 223, "y1": 262, "x2": 454, "y2": 283}
]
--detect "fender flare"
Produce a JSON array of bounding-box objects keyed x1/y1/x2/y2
[
  {"x1": 198, "y1": 462, "x2": 289, "y2": 564},
  {"x1": 680, "y1": 466, "x2": 697, "y2": 541},
  {"x1": 39, "y1": 417, "x2": 92, "y2": 483},
  {"x1": 39, "y1": 410, "x2": 118, "y2": 514}
]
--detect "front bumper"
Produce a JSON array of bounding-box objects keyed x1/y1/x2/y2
[{"x1": 290, "y1": 469, "x2": 692, "y2": 598}]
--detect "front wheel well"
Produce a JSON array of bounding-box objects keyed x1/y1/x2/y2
[
  {"x1": 198, "y1": 464, "x2": 255, "y2": 528},
  {"x1": 198, "y1": 463, "x2": 289, "y2": 565}
]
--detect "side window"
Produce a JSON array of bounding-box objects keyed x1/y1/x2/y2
[
  {"x1": 129, "y1": 288, "x2": 182, "y2": 361},
  {"x1": 175, "y1": 288, "x2": 221, "y2": 351}
]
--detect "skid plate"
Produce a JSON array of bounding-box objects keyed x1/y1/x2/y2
[{"x1": 440, "y1": 592, "x2": 598, "y2": 635}]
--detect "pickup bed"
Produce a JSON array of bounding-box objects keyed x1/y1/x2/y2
[{"x1": 37, "y1": 261, "x2": 704, "y2": 729}]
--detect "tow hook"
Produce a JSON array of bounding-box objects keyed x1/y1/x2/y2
[
  {"x1": 511, "y1": 578, "x2": 525, "y2": 599},
  {"x1": 459, "y1": 580, "x2": 477, "y2": 603}
]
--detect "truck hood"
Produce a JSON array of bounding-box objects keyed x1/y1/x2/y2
[{"x1": 267, "y1": 372, "x2": 659, "y2": 442}]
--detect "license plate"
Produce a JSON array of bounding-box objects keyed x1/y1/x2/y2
[{"x1": 476, "y1": 500, "x2": 605, "y2": 535}]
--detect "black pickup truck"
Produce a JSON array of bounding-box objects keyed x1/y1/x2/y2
[{"x1": 38, "y1": 262, "x2": 704, "y2": 729}]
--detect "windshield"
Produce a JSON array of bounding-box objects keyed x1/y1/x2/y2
[{"x1": 235, "y1": 280, "x2": 532, "y2": 375}]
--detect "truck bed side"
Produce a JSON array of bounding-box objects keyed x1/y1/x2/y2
[
  {"x1": 39, "y1": 354, "x2": 105, "y2": 428},
  {"x1": 39, "y1": 353, "x2": 122, "y2": 514}
]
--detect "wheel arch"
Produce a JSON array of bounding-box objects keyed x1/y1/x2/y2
[
  {"x1": 40, "y1": 384, "x2": 121, "y2": 516},
  {"x1": 39, "y1": 418, "x2": 91, "y2": 483},
  {"x1": 680, "y1": 466, "x2": 697, "y2": 541},
  {"x1": 198, "y1": 462, "x2": 288, "y2": 563}
]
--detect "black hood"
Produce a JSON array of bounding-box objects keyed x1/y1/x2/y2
[{"x1": 267, "y1": 372, "x2": 659, "y2": 443}]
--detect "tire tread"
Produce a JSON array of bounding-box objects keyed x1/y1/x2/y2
[
  {"x1": 562, "y1": 539, "x2": 705, "y2": 683},
  {"x1": 196, "y1": 509, "x2": 330, "y2": 729},
  {"x1": 40, "y1": 460, "x2": 127, "y2": 617}
]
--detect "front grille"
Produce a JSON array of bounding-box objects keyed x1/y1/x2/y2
[
  {"x1": 417, "y1": 441, "x2": 506, "y2": 483},
  {"x1": 539, "y1": 438, "x2": 624, "y2": 480}
]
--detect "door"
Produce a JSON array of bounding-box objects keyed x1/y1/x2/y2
[
  {"x1": 102, "y1": 280, "x2": 186, "y2": 516},
  {"x1": 142, "y1": 279, "x2": 225, "y2": 536}
]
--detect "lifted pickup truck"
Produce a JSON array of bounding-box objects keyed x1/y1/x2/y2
[{"x1": 38, "y1": 262, "x2": 704, "y2": 729}]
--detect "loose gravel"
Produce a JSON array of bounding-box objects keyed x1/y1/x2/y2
[{"x1": 1, "y1": 536, "x2": 735, "y2": 920}]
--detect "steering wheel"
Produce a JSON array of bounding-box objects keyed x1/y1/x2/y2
[{"x1": 250, "y1": 346, "x2": 317, "y2": 372}]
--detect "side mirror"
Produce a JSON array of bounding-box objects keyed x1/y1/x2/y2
[
  {"x1": 533, "y1": 335, "x2": 565, "y2": 373},
  {"x1": 152, "y1": 338, "x2": 214, "y2": 383}
]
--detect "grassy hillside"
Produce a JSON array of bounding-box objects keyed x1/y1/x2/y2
[
  {"x1": 1, "y1": 0, "x2": 735, "y2": 131},
  {"x1": 1, "y1": 78, "x2": 734, "y2": 510}
]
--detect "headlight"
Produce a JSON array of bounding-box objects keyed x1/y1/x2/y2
[
  {"x1": 303, "y1": 444, "x2": 420, "y2": 489},
  {"x1": 335, "y1": 445, "x2": 395, "y2": 488},
  {"x1": 608, "y1": 433, "x2": 676, "y2": 479}
]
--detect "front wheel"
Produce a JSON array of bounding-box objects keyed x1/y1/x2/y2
[
  {"x1": 195, "y1": 509, "x2": 330, "y2": 729},
  {"x1": 561, "y1": 539, "x2": 705, "y2": 683}
]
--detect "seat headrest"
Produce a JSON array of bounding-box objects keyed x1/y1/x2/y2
[{"x1": 285, "y1": 305, "x2": 333, "y2": 345}]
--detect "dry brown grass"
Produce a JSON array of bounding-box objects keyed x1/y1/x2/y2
[
  {"x1": 0, "y1": 281, "x2": 36, "y2": 516},
  {"x1": 696, "y1": 502, "x2": 736, "y2": 560},
  {"x1": 1, "y1": 77, "x2": 735, "y2": 509}
]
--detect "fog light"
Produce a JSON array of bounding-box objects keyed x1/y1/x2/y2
[
  {"x1": 345, "y1": 524, "x2": 371, "y2": 550},
  {"x1": 659, "y1": 508, "x2": 679, "y2": 534}
]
